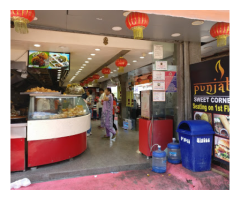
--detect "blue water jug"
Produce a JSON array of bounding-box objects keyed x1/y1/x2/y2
[
  {"x1": 167, "y1": 138, "x2": 181, "y2": 164},
  {"x1": 152, "y1": 145, "x2": 167, "y2": 173}
]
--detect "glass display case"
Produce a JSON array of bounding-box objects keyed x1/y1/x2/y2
[{"x1": 28, "y1": 94, "x2": 89, "y2": 120}]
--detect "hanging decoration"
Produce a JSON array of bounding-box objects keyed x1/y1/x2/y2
[
  {"x1": 83, "y1": 80, "x2": 88, "y2": 86},
  {"x1": 147, "y1": 75, "x2": 152, "y2": 82},
  {"x1": 102, "y1": 67, "x2": 111, "y2": 78},
  {"x1": 93, "y1": 74, "x2": 100, "y2": 83},
  {"x1": 210, "y1": 22, "x2": 230, "y2": 47},
  {"x1": 10, "y1": 10, "x2": 35, "y2": 34},
  {"x1": 115, "y1": 57, "x2": 128, "y2": 73},
  {"x1": 125, "y1": 12, "x2": 149, "y2": 40},
  {"x1": 80, "y1": 82, "x2": 84, "y2": 87},
  {"x1": 137, "y1": 78, "x2": 142, "y2": 84},
  {"x1": 88, "y1": 76, "x2": 94, "y2": 85}
]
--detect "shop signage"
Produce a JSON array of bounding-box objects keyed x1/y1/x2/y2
[
  {"x1": 153, "y1": 45, "x2": 163, "y2": 59},
  {"x1": 155, "y1": 61, "x2": 167, "y2": 70},
  {"x1": 153, "y1": 91, "x2": 165, "y2": 102},
  {"x1": 165, "y1": 71, "x2": 177, "y2": 92},
  {"x1": 190, "y1": 56, "x2": 229, "y2": 164}
]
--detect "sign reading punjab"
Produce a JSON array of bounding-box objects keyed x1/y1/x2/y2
[{"x1": 190, "y1": 56, "x2": 229, "y2": 164}]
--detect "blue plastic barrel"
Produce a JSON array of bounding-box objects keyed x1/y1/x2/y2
[{"x1": 177, "y1": 120, "x2": 215, "y2": 172}]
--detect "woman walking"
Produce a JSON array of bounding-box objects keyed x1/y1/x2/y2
[
  {"x1": 112, "y1": 93, "x2": 118, "y2": 134},
  {"x1": 101, "y1": 88, "x2": 116, "y2": 139}
]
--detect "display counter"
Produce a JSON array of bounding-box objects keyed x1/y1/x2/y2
[
  {"x1": 27, "y1": 94, "x2": 90, "y2": 168},
  {"x1": 10, "y1": 94, "x2": 91, "y2": 171}
]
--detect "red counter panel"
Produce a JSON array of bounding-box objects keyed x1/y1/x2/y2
[
  {"x1": 11, "y1": 138, "x2": 25, "y2": 172},
  {"x1": 139, "y1": 118, "x2": 173, "y2": 157},
  {"x1": 28, "y1": 132, "x2": 87, "y2": 167}
]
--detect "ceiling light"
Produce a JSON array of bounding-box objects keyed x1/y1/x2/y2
[
  {"x1": 58, "y1": 70, "x2": 61, "y2": 71},
  {"x1": 34, "y1": 44, "x2": 41, "y2": 47},
  {"x1": 96, "y1": 18, "x2": 102, "y2": 20},
  {"x1": 59, "y1": 46, "x2": 66, "y2": 49},
  {"x1": 88, "y1": 58, "x2": 92, "y2": 60},
  {"x1": 123, "y1": 11, "x2": 131, "y2": 17},
  {"x1": 85, "y1": 61, "x2": 89, "y2": 63},
  {"x1": 112, "y1": 26, "x2": 122, "y2": 31},
  {"x1": 33, "y1": 17, "x2": 38, "y2": 20},
  {"x1": 91, "y1": 54, "x2": 95, "y2": 56},
  {"x1": 171, "y1": 33, "x2": 181, "y2": 37},
  {"x1": 81, "y1": 67, "x2": 84, "y2": 68},
  {"x1": 148, "y1": 52, "x2": 153, "y2": 54},
  {"x1": 201, "y1": 36, "x2": 210, "y2": 40},
  {"x1": 140, "y1": 56, "x2": 144, "y2": 59},
  {"x1": 110, "y1": 72, "x2": 113, "y2": 73},
  {"x1": 73, "y1": 76, "x2": 76, "y2": 78},
  {"x1": 95, "y1": 49, "x2": 101, "y2": 51},
  {"x1": 133, "y1": 60, "x2": 137, "y2": 62},
  {"x1": 192, "y1": 20, "x2": 204, "y2": 25},
  {"x1": 127, "y1": 63, "x2": 130, "y2": 65},
  {"x1": 204, "y1": 46, "x2": 213, "y2": 50},
  {"x1": 83, "y1": 64, "x2": 86, "y2": 66}
]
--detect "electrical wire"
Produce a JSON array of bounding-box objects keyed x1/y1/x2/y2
[{"x1": 14, "y1": 51, "x2": 28, "y2": 62}]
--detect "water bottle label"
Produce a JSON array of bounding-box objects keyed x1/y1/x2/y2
[{"x1": 169, "y1": 152, "x2": 177, "y2": 157}]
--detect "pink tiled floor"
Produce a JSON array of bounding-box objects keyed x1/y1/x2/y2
[{"x1": 13, "y1": 163, "x2": 229, "y2": 190}]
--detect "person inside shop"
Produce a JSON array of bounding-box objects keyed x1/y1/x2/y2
[
  {"x1": 101, "y1": 88, "x2": 116, "y2": 139},
  {"x1": 98, "y1": 88, "x2": 104, "y2": 128},
  {"x1": 81, "y1": 88, "x2": 87, "y2": 100},
  {"x1": 86, "y1": 89, "x2": 94, "y2": 136},
  {"x1": 112, "y1": 93, "x2": 118, "y2": 134},
  {"x1": 92, "y1": 99, "x2": 97, "y2": 121}
]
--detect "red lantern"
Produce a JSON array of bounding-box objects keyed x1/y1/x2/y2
[
  {"x1": 147, "y1": 75, "x2": 152, "y2": 82},
  {"x1": 80, "y1": 82, "x2": 84, "y2": 87},
  {"x1": 137, "y1": 78, "x2": 142, "y2": 84},
  {"x1": 125, "y1": 12, "x2": 149, "y2": 39},
  {"x1": 102, "y1": 67, "x2": 111, "y2": 78},
  {"x1": 93, "y1": 74, "x2": 100, "y2": 83},
  {"x1": 88, "y1": 76, "x2": 94, "y2": 85},
  {"x1": 210, "y1": 22, "x2": 229, "y2": 47},
  {"x1": 115, "y1": 57, "x2": 128, "y2": 73},
  {"x1": 11, "y1": 10, "x2": 35, "y2": 34},
  {"x1": 83, "y1": 80, "x2": 88, "y2": 86}
]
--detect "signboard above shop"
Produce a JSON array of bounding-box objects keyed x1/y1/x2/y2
[
  {"x1": 28, "y1": 51, "x2": 70, "y2": 70},
  {"x1": 190, "y1": 56, "x2": 229, "y2": 164}
]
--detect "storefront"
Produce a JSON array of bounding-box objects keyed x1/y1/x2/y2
[{"x1": 11, "y1": 10, "x2": 229, "y2": 182}]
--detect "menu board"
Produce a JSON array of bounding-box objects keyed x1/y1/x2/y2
[
  {"x1": 155, "y1": 61, "x2": 167, "y2": 70},
  {"x1": 141, "y1": 90, "x2": 151, "y2": 118},
  {"x1": 152, "y1": 81, "x2": 165, "y2": 90},
  {"x1": 153, "y1": 91, "x2": 165, "y2": 102},
  {"x1": 190, "y1": 56, "x2": 229, "y2": 164},
  {"x1": 28, "y1": 51, "x2": 70, "y2": 70},
  {"x1": 153, "y1": 45, "x2": 163, "y2": 59}
]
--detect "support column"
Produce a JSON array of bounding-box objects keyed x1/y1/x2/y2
[
  {"x1": 176, "y1": 43, "x2": 184, "y2": 126},
  {"x1": 118, "y1": 73, "x2": 128, "y2": 127},
  {"x1": 183, "y1": 42, "x2": 201, "y2": 120}
]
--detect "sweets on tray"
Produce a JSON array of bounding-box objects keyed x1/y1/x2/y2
[{"x1": 26, "y1": 87, "x2": 58, "y2": 93}]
